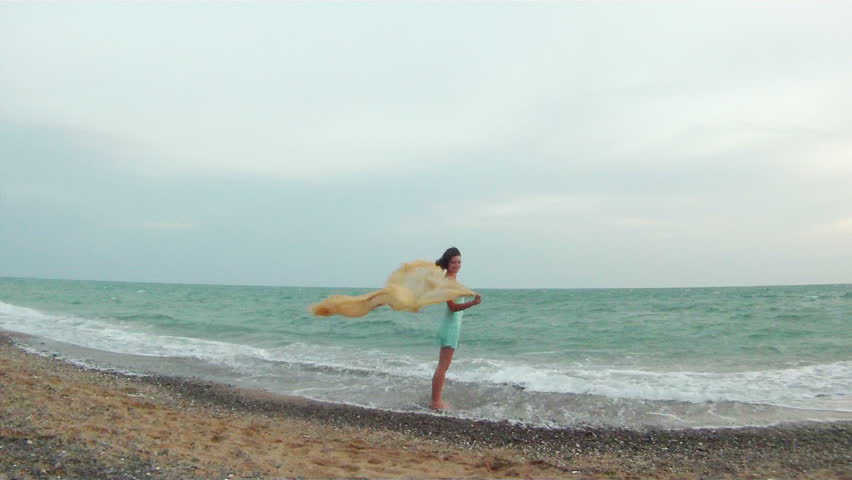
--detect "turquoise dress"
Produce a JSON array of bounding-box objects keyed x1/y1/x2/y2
[{"x1": 437, "y1": 297, "x2": 466, "y2": 349}]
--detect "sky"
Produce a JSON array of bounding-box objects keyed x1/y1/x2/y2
[{"x1": 1, "y1": 2, "x2": 851, "y2": 289}]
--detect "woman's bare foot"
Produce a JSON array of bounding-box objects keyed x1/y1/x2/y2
[{"x1": 430, "y1": 401, "x2": 451, "y2": 410}]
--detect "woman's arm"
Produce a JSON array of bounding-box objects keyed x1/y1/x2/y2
[{"x1": 447, "y1": 295, "x2": 482, "y2": 312}]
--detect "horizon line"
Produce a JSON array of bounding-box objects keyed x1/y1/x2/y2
[{"x1": 1, "y1": 275, "x2": 849, "y2": 292}]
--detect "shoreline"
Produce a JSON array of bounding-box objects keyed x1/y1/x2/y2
[{"x1": 1, "y1": 332, "x2": 850, "y2": 479}]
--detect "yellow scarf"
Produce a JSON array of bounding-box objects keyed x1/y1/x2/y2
[{"x1": 310, "y1": 260, "x2": 476, "y2": 318}]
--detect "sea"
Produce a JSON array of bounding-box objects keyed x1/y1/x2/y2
[{"x1": 1, "y1": 277, "x2": 850, "y2": 430}]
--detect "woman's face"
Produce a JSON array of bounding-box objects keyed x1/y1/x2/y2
[{"x1": 447, "y1": 255, "x2": 462, "y2": 275}]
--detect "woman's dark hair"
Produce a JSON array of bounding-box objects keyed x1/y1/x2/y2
[{"x1": 435, "y1": 247, "x2": 461, "y2": 270}]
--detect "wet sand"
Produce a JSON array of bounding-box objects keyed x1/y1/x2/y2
[{"x1": 1, "y1": 333, "x2": 849, "y2": 479}]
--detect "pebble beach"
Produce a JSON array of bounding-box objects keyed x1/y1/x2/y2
[{"x1": 1, "y1": 333, "x2": 850, "y2": 479}]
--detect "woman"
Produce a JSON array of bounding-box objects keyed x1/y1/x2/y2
[{"x1": 431, "y1": 247, "x2": 482, "y2": 410}]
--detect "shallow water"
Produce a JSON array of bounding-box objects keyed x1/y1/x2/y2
[{"x1": 2, "y1": 277, "x2": 850, "y2": 428}]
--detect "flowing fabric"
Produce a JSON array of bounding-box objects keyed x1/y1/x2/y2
[{"x1": 310, "y1": 260, "x2": 476, "y2": 317}]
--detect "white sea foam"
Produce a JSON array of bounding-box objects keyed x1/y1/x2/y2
[
  {"x1": 0, "y1": 300, "x2": 268, "y2": 361},
  {"x1": 2, "y1": 300, "x2": 849, "y2": 412},
  {"x1": 450, "y1": 358, "x2": 852, "y2": 410}
]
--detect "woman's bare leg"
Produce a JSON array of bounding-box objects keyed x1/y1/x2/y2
[{"x1": 431, "y1": 346, "x2": 455, "y2": 410}]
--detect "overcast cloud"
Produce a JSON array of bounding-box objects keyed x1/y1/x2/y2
[{"x1": 2, "y1": 2, "x2": 851, "y2": 288}]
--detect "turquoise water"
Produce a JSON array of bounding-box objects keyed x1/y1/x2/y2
[{"x1": 1, "y1": 277, "x2": 850, "y2": 429}]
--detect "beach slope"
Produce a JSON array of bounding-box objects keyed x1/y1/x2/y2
[{"x1": 0, "y1": 334, "x2": 849, "y2": 479}]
